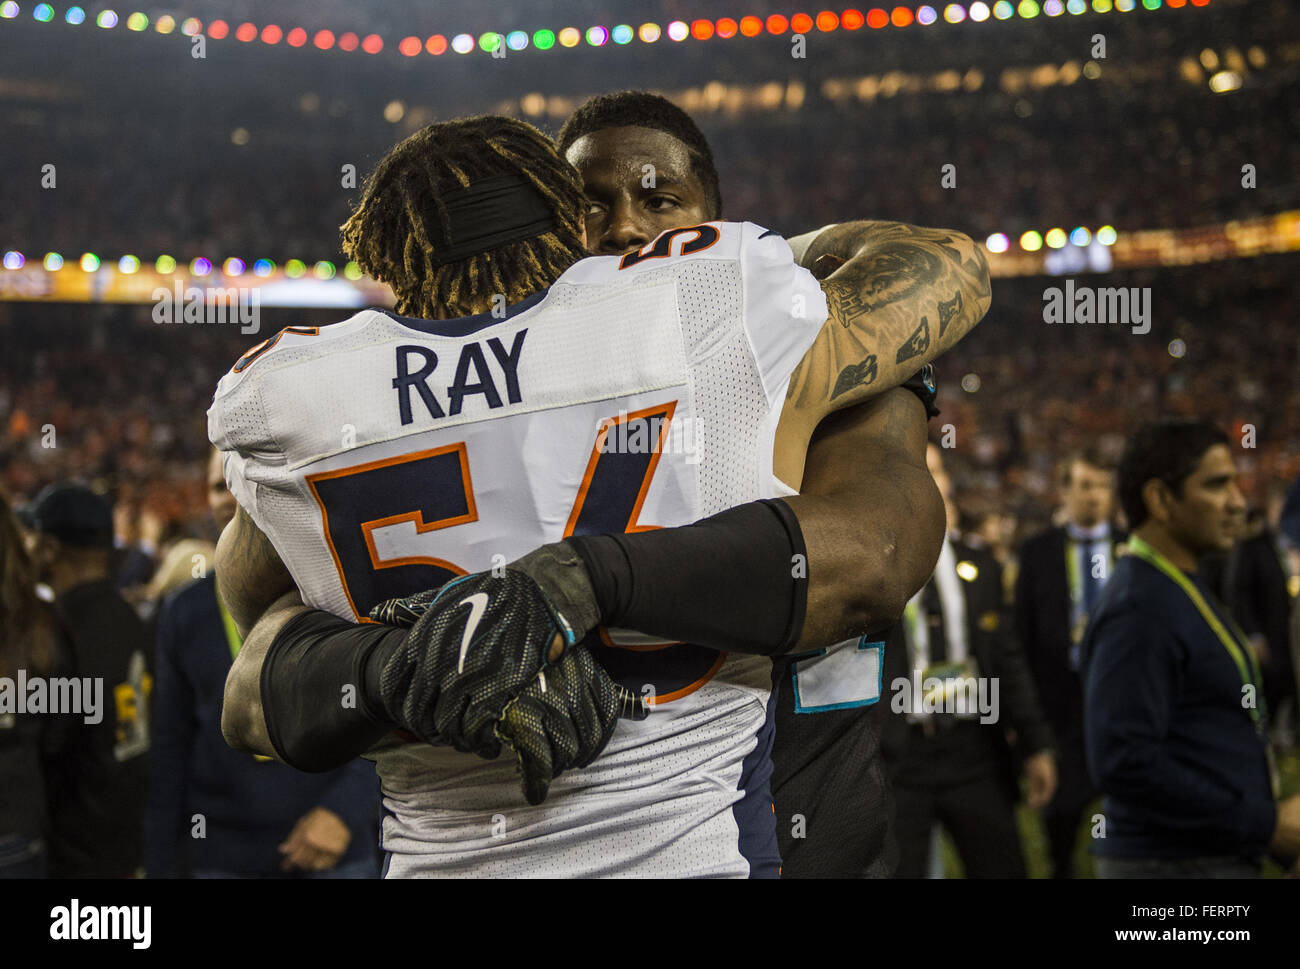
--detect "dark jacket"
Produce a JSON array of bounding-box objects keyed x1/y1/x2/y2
[
  {"x1": 1014, "y1": 525, "x2": 1122, "y2": 745},
  {"x1": 882, "y1": 539, "x2": 1054, "y2": 796},
  {"x1": 44, "y1": 579, "x2": 152, "y2": 877},
  {"x1": 146, "y1": 574, "x2": 380, "y2": 877},
  {"x1": 1081, "y1": 554, "x2": 1276, "y2": 859}
]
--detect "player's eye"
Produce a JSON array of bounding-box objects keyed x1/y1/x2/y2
[
  {"x1": 585, "y1": 200, "x2": 606, "y2": 217},
  {"x1": 646, "y1": 196, "x2": 680, "y2": 211}
]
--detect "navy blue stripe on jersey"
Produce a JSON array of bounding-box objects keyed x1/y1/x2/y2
[
  {"x1": 378, "y1": 287, "x2": 550, "y2": 338},
  {"x1": 757, "y1": 229, "x2": 782, "y2": 240},
  {"x1": 733, "y1": 680, "x2": 782, "y2": 878}
]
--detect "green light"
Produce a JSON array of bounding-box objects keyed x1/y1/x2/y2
[
  {"x1": 1092, "y1": 0, "x2": 1113, "y2": 11},
  {"x1": 126, "y1": 11, "x2": 148, "y2": 30},
  {"x1": 1097, "y1": 225, "x2": 1118, "y2": 245},
  {"x1": 1019, "y1": 231, "x2": 1044, "y2": 252},
  {"x1": 314, "y1": 261, "x2": 335, "y2": 280},
  {"x1": 79, "y1": 252, "x2": 101, "y2": 271},
  {"x1": 343, "y1": 261, "x2": 363, "y2": 280},
  {"x1": 156, "y1": 254, "x2": 176, "y2": 273},
  {"x1": 1142, "y1": 0, "x2": 1161, "y2": 8},
  {"x1": 478, "y1": 31, "x2": 501, "y2": 52},
  {"x1": 1018, "y1": 0, "x2": 1041, "y2": 16},
  {"x1": 285, "y1": 259, "x2": 306, "y2": 278},
  {"x1": 533, "y1": 29, "x2": 555, "y2": 50}
]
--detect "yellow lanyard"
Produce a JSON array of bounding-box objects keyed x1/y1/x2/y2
[
  {"x1": 1126, "y1": 536, "x2": 1278, "y2": 796},
  {"x1": 1126, "y1": 537, "x2": 1262, "y2": 712},
  {"x1": 216, "y1": 589, "x2": 242, "y2": 661}
]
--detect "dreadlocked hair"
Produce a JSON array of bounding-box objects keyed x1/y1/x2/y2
[{"x1": 341, "y1": 115, "x2": 587, "y2": 320}]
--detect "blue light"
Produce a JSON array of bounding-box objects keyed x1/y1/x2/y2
[
  {"x1": 506, "y1": 29, "x2": 528, "y2": 50},
  {"x1": 66, "y1": 5, "x2": 85, "y2": 23},
  {"x1": 611, "y1": 24, "x2": 634, "y2": 44}
]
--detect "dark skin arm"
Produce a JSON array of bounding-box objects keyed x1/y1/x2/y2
[{"x1": 784, "y1": 386, "x2": 945, "y2": 651}]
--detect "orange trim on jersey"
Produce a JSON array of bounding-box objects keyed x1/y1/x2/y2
[
  {"x1": 617, "y1": 222, "x2": 721, "y2": 270},
  {"x1": 305, "y1": 441, "x2": 475, "y2": 620},
  {"x1": 232, "y1": 325, "x2": 321, "y2": 373},
  {"x1": 563, "y1": 400, "x2": 677, "y2": 538},
  {"x1": 566, "y1": 400, "x2": 723, "y2": 705}
]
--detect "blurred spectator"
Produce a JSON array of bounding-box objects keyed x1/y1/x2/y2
[
  {"x1": 882, "y1": 444, "x2": 1055, "y2": 878},
  {"x1": 145, "y1": 450, "x2": 380, "y2": 879},
  {"x1": 25, "y1": 482, "x2": 151, "y2": 878},
  {"x1": 1083, "y1": 420, "x2": 1298, "y2": 877},
  {"x1": 0, "y1": 487, "x2": 62, "y2": 878},
  {"x1": 1014, "y1": 446, "x2": 1120, "y2": 878}
]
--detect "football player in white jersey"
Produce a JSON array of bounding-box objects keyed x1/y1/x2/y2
[{"x1": 214, "y1": 116, "x2": 990, "y2": 877}]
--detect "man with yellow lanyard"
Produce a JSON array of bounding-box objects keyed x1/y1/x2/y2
[{"x1": 1082, "y1": 421, "x2": 1300, "y2": 877}]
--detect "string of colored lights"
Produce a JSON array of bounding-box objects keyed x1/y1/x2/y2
[
  {"x1": 0, "y1": 1, "x2": 1213, "y2": 59},
  {"x1": 5, "y1": 207, "x2": 1297, "y2": 307}
]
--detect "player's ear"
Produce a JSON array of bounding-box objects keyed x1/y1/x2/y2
[{"x1": 580, "y1": 224, "x2": 588, "y2": 251}]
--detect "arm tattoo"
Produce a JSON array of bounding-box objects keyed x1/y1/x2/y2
[{"x1": 787, "y1": 221, "x2": 992, "y2": 418}]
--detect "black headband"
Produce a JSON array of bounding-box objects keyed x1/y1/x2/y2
[{"x1": 428, "y1": 174, "x2": 558, "y2": 266}]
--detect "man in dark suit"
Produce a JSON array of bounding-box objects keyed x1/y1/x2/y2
[
  {"x1": 882, "y1": 445, "x2": 1056, "y2": 877},
  {"x1": 1014, "y1": 447, "x2": 1119, "y2": 877}
]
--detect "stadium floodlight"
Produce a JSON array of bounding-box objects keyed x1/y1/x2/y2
[
  {"x1": 985, "y1": 233, "x2": 1010, "y2": 253},
  {"x1": 968, "y1": 2, "x2": 991, "y2": 21},
  {"x1": 666, "y1": 20, "x2": 689, "y2": 41}
]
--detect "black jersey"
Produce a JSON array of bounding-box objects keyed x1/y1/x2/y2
[{"x1": 770, "y1": 635, "x2": 898, "y2": 878}]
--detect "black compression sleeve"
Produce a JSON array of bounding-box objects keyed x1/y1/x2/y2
[
  {"x1": 566, "y1": 498, "x2": 808, "y2": 656},
  {"x1": 260, "y1": 609, "x2": 405, "y2": 772}
]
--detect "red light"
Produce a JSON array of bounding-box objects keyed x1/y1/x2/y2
[
  {"x1": 235, "y1": 22, "x2": 256, "y2": 42},
  {"x1": 766, "y1": 14, "x2": 789, "y2": 33},
  {"x1": 399, "y1": 35, "x2": 421, "y2": 56},
  {"x1": 1190, "y1": 0, "x2": 1209, "y2": 6},
  {"x1": 287, "y1": 27, "x2": 306, "y2": 46},
  {"x1": 716, "y1": 17, "x2": 738, "y2": 38},
  {"x1": 842, "y1": 9, "x2": 865, "y2": 29},
  {"x1": 691, "y1": 19, "x2": 714, "y2": 40},
  {"x1": 313, "y1": 29, "x2": 334, "y2": 49},
  {"x1": 891, "y1": 6, "x2": 913, "y2": 26},
  {"x1": 739, "y1": 15, "x2": 764, "y2": 36},
  {"x1": 866, "y1": 9, "x2": 889, "y2": 28},
  {"x1": 791, "y1": 13, "x2": 813, "y2": 32},
  {"x1": 338, "y1": 32, "x2": 358, "y2": 51},
  {"x1": 426, "y1": 34, "x2": 447, "y2": 54},
  {"x1": 261, "y1": 24, "x2": 282, "y2": 44},
  {"x1": 816, "y1": 11, "x2": 839, "y2": 30},
  {"x1": 361, "y1": 33, "x2": 383, "y2": 53},
  {"x1": 1166, "y1": 0, "x2": 1186, "y2": 5},
  {"x1": 207, "y1": 19, "x2": 228, "y2": 39}
]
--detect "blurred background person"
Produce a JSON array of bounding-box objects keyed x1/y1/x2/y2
[
  {"x1": 146, "y1": 450, "x2": 380, "y2": 879},
  {"x1": 1014, "y1": 447, "x2": 1119, "y2": 877},
  {"x1": 1083, "y1": 420, "x2": 1299, "y2": 878},
  {"x1": 882, "y1": 444, "x2": 1056, "y2": 878},
  {"x1": 25, "y1": 481, "x2": 151, "y2": 877},
  {"x1": 0, "y1": 488, "x2": 62, "y2": 878}
]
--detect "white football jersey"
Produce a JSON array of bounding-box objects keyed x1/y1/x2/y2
[{"x1": 208, "y1": 221, "x2": 828, "y2": 877}]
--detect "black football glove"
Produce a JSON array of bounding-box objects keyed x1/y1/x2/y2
[
  {"x1": 369, "y1": 543, "x2": 645, "y2": 766},
  {"x1": 497, "y1": 642, "x2": 647, "y2": 805}
]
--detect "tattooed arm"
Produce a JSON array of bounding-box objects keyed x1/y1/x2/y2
[{"x1": 773, "y1": 221, "x2": 990, "y2": 486}]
